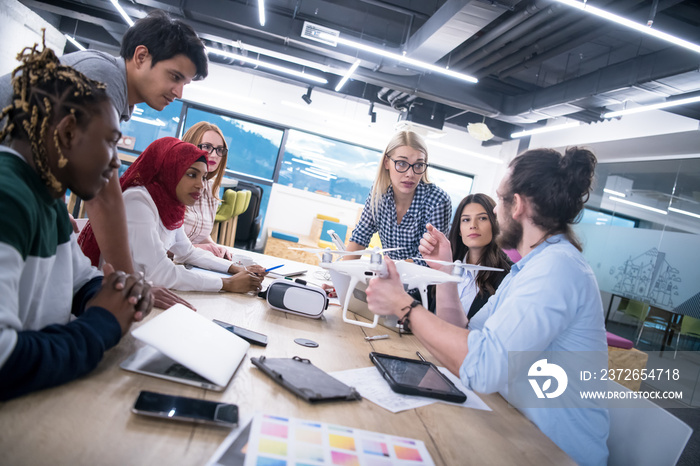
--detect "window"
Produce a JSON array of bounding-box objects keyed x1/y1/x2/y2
[
  {"x1": 182, "y1": 107, "x2": 284, "y2": 181},
  {"x1": 278, "y1": 130, "x2": 381, "y2": 204},
  {"x1": 428, "y1": 166, "x2": 474, "y2": 218},
  {"x1": 579, "y1": 208, "x2": 636, "y2": 228},
  {"x1": 182, "y1": 106, "x2": 285, "y2": 240},
  {"x1": 118, "y1": 101, "x2": 183, "y2": 153}
]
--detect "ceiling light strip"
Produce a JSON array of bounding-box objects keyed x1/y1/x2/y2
[
  {"x1": 207, "y1": 48, "x2": 328, "y2": 84},
  {"x1": 210, "y1": 40, "x2": 330, "y2": 73},
  {"x1": 608, "y1": 196, "x2": 667, "y2": 215},
  {"x1": 603, "y1": 188, "x2": 626, "y2": 197},
  {"x1": 603, "y1": 95, "x2": 700, "y2": 118},
  {"x1": 327, "y1": 35, "x2": 477, "y2": 84},
  {"x1": 553, "y1": 0, "x2": 700, "y2": 54},
  {"x1": 109, "y1": 0, "x2": 134, "y2": 26},
  {"x1": 510, "y1": 121, "x2": 580, "y2": 138},
  {"x1": 64, "y1": 34, "x2": 86, "y2": 51},
  {"x1": 668, "y1": 207, "x2": 700, "y2": 220},
  {"x1": 335, "y1": 60, "x2": 361, "y2": 91},
  {"x1": 258, "y1": 0, "x2": 266, "y2": 27}
]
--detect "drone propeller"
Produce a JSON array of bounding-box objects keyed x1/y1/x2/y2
[{"x1": 422, "y1": 258, "x2": 504, "y2": 272}]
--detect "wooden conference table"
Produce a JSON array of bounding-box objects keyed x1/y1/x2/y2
[{"x1": 0, "y1": 251, "x2": 572, "y2": 465}]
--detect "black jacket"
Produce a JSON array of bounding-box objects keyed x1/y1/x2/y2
[{"x1": 466, "y1": 260, "x2": 513, "y2": 321}]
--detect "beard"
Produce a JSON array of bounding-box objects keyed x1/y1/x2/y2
[{"x1": 497, "y1": 212, "x2": 523, "y2": 251}]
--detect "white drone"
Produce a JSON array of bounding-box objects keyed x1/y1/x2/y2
[
  {"x1": 290, "y1": 246, "x2": 498, "y2": 328},
  {"x1": 422, "y1": 258, "x2": 505, "y2": 278}
]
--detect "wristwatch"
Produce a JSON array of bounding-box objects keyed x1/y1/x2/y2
[{"x1": 398, "y1": 299, "x2": 421, "y2": 334}]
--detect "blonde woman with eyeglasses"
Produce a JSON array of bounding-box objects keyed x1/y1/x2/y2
[
  {"x1": 180, "y1": 121, "x2": 232, "y2": 259},
  {"x1": 347, "y1": 131, "x2": 451, "y2": 261}
]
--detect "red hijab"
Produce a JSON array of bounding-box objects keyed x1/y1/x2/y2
[{"x1": 78, "y1": 137, "x2": 209, "y2": 266}]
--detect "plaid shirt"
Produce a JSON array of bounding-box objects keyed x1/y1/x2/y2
[
  {"x1": 183, "y1": 179, "x2": 219, "y2": 244},
  {"x1": 350, "y1": 182, "x2": 451, "y2": 261}
]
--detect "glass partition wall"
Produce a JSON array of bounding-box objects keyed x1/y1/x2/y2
[{"x1": 575, "y1": 157, "x2": 700, "y2": 406}]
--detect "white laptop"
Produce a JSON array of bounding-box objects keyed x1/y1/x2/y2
[
  {"x1": 330, "y1": 270, "x2": 400, "y2": 332},
  {"x1": 121, "y1": 304, "x2": 250, "y2": 391}
]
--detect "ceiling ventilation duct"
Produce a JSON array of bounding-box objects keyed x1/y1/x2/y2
[
  {"x1": 397, "y1": 103, "x2": 445, "y2": 130},
  {"x1": 395, "y1": 103, "x2": 446, "y2": 138}
]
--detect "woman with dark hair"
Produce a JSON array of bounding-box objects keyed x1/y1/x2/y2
[
  {"x1": 426, "y1": 194, "x2": 511, "y2": 327},
  {"x1": 79, "y1": 137, "x2": 265, "y2": 293}
]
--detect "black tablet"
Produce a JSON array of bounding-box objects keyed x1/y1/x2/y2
[{"x1": 370, "y1": 352, "x2": 467, "y2": 403}]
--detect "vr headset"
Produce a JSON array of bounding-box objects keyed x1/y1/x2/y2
[{"x1": 259, "y1": 278, "x2": 328, "y2": 319}]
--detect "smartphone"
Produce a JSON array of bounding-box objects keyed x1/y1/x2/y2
[
  {"x1": 369, "y1": 352, "x2": 467, "y2": 403},
  {"x1": 213, "y1": 319, "x2": 268, "y2": 347},
  {"x1": 132, "y1": 391, "x2": 238, "y2": 427}
]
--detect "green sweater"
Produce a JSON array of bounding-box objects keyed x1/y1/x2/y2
[{"x1": 0, "y1": 147, "x2": 121, "y2": 400}]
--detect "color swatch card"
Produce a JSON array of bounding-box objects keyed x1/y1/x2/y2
[{"x1": 241, "y1": 413, "x2": 435, "y2": 466}]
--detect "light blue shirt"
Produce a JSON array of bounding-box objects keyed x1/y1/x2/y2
[{"x1": 460, "y1": 235, "x2": 609, "y2": 466}]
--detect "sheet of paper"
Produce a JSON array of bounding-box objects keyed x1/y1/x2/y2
[
  {"x1": 330, "y1": 366, "x2": 491, "y2": 413},
  {"x1": 241, "y1": 413, "x2": 435, "y2": 466}
]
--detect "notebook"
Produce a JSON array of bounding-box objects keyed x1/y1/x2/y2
[
  {"x1": 330, "y1": 269, "x2": 400, "y2": 332},
  {"x1": 121, "y1": 304, "x2": 250, "y2": 390}
]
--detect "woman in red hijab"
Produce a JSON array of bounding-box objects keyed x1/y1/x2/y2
[{"x1": 79, "y1": 137, "x2": 264, "y2": 293}]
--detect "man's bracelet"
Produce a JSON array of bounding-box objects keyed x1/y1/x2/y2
[{"x1": 397, "y1": 299, "x2": 421, "y2": 334}]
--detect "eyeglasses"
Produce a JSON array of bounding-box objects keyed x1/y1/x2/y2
[
  {"x1": 388, "y1": 157, "x2": 429, "y2": 175},
  {"x1": 197, "y1": 143, "x2": 228, "y2": 158}
]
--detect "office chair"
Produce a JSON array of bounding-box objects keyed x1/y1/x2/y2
[
  {"x1": 212, "y1": 189, "x2": 237, "y2": 244},
  {"x1": 607, "y1": 381, "x2": 692, "y2": 466},
  {"x1": 674, "y1": 315, "x2": 700, "y2": 358},
  {"x1": 233, "y1": 182, "x2": 264, "y2": 251},
  {"x1": 217, "y1": 190, "x2": 251, "y2": 248},
  {"x1": 613, "y1": 299, "x2": 650, "y2": 345}
]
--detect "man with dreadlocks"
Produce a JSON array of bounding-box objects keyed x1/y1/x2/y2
[
  {"x1": 0, "y1": 38, "x2": 154, "y2": 401},
  {"x1": 1, "y1": 9, "x2": 209, "y2": 311}
]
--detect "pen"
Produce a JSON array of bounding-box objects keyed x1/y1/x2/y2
[
  {"x1": 416, "y1": 351, "x2": 427, "y2": 362},
  {"x1": 365, "y1": 334, "x2": 389, "y2": 341},
  {"x1": 265, "y1": 265, "x2": 284, "y2": 272}
]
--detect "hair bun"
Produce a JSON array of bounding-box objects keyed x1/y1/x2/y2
[{"x1": 561, "y1": 147, "x2": 596, "y2": 198}]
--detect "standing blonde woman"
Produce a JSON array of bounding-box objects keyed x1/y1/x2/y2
[
  {"x1": 348, "y1": 131, "x2": 451, "y2": 261},
  {"x1": 180, "y1": 121, "x2": 231, "y2": 259}
]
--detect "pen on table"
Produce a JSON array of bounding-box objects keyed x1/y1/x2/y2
[
  {"x1": 365, "y1": 334, "x2": 389, "y2": 341},
  {"x1": 265, "y1": 265, "x2": 284, "y2": 272},
  {"x1": 416, "y1": 351, "x2": 427, "y2": 362}
]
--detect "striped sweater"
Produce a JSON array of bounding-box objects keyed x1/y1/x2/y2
[{"x1": 0, "y1": 147, "x2": 121, "y2": 400}]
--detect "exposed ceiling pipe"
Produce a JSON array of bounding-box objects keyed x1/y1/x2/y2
[
  {"x1": 459, "y1": 0, "x2": 648, "y2": 75},
  {"x1": 472, "y1": 14, "x2": 608, "y2": 79},
  {"x1": 454, "y1": 0, "x2": 635, "y2": 75},
  {"x1": 357, "y1": 0, "x2": 430, "y2": 20},
  {"x1": 454, "y1": 5, "x2": 565, "y2": 71},
  {"x1": 492, "y1": 25, "x2": 608, "y2": 80},
  {"x1": 500, "y1": 47, "x2": 700, "y2": 117},
  {"x1": 493, "y1": 0, "x2": 682, "y2": 80},
  {"x1": 441, "y1": 0, "x2": 550, "y2": 67},
  {"x1": 467, "y1": 13, "x2": 599, "y2": 76},
  {"x1": 376, "y1": 87, "x2": 393, "y2": 101}
]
